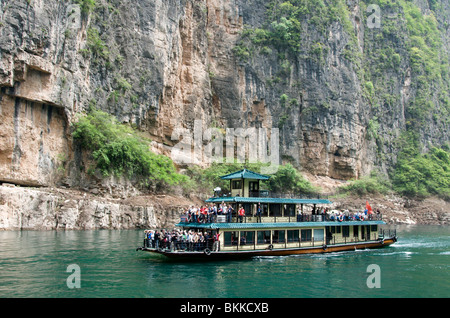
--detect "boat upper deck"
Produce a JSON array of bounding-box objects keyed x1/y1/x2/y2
[
  {"x1": 180, "y1": 168, "x2": 383, "y2": 229},
  {"x1": 176, "y1": 219, "x2": 385, "y2": 230},
  {"x1": 178, "y1": 202, "x2": 385, "y2": 229}
]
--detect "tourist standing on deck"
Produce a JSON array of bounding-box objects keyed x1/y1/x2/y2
[
  {"x1": 238, "y1": 206, "x2": 245, "y2": 223},
  {"x1": 200, "y1": 206, "x2": 207, "y2": 223},
  {"x1": 190, "y1": 206, "x2": 196, "y2": 223},
  {"x1": 213, "y1": 204, "x2": 218, "y2": 221},
  {"x1": 256, "y1": 203, "x2": 262, "y2": 222},
  {"x1": 193, "y1": 232, "x2": 199, "y2": 251},
  {"x1": 154, "y1": 230, "x2": 160, "y2": 248},
  {"x1": 187, "y1": 206, "x2": 193, "y2": 223},
  {"x1": 149, "y1": 230, "x2": 154, "y2": 248},
  {"x1": 297, "y1": 207, "x2": 302, "y2": 222},
  {"x1": 187, "y1": 231, "x2": 193, "y2": 251},
  {"x1": 222, "y1": 205, "x2": 227, "y2": 220},
  {"x1": 226, "y1": 205, "x2": 233, "y2": 222},
  {"x1": 208, "y1": 205, "x2": 214, "y2": 223}
]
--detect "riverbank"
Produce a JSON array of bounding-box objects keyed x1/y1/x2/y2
[
  {"x1": 0, "y1": 184, "x2": 448, "y2": 230},
  {"x1": 332, "y1": 194, "x2": 449, "y2": 225},
  {"x1": 0, "y1": 184, "x2": 199, "y2": 230}
]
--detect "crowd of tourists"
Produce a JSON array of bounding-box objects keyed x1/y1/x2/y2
[
  {"x1": 179, "y1": 203, "x2": 382, "y2": 224},
  {"x1": 180, "y1": 203, "x2": 235, "y2": 223},
  {"x1": 143, "y1": 229, "x2": 219, "y2": 251},
  {"x1": 302, "y1": 206, "x2": 382, "y2": 222}
]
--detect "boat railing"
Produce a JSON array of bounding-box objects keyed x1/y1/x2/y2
[
  {"x1": 179, "y1": 213, "x2": 383, "y2": 224},
  {"x1": 379, "y1": 228, "x2": 397, "y2": 239},
  {"x1": 224, "y1": 229, "x2": 392, "y2": 251},
  {"x1": 142, "y1": 227, "x2": 391, "y2": 253},
  {"x1": 142, "y1": 237, "x2": 218, "y2": 253}
]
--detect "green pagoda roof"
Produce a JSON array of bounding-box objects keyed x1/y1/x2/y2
[{"x1": 220, "y1": 169, "x2": 270, "y2": 180}]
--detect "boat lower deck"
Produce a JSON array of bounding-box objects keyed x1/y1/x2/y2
[{"x1": 137, "y1": 236, "x2": 397, "y2": 260}]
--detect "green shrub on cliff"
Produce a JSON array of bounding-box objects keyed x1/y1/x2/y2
[
  {"x1": 74, "y1": 0, "x2": 96, "y2": 14},
  {"x1": 74, "y1": 0, "x2": 97, "y2": 14},
  {"x1": 339, "y1": 171, "x2": 391, "y2": 196},
  {"x1": 265, "y1": 163, "x2": 316, "y2": 194},
  {"x1": 235, "y1": 0, "x2": 355, "y2": 58},
  {"x1": 392, "y1": 146, "x2": 450, "y2": 199},
  {"x1": 86, "y1": 27, "x2": 109, "y2": 60},
  {"x1": 72, "y1": 109, "x2": 186, "y2": 190}
]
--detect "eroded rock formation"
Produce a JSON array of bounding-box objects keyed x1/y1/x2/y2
[{"x1": 0, "y1": 0, "x2": 448, "y2": 229}]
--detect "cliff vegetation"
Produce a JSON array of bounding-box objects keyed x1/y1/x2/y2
[{"x1": 72, "y1": 108, "x2": 187, "y2": 191}]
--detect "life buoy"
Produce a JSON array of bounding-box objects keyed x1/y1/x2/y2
[
  {"x1": 338, "y1": 215, "x2": 344, "y2": 222},
  {"x1": 268, "y1": 244, "x2": 273, "y2": 250},
  {"x1": 204, "y1": 248, "x2": 211, "y2": 255},
  {"x1": 322, "y1": 244, "x2": 327, "y2": 251}
]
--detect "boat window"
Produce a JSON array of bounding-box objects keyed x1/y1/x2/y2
[
  {"x1": 273, "y1": 230, "x2": 285, "y2": 243},
  {"x1": 330, "y1": 226, "x2": 341, "y2": 234},
  {"x1": 261, "y1": 203, "x2": 268, "y2": 216},
  {"x1": 314, "y1": 229, "x2": 324, "y2": 242},
  {"x1": 240, "y1": 231, "x2": 255, "y2": 245},
  {"x1": 270, "y1": 204, "x2": 282, "y2": 216},
  {"x1": 287, "y1": 230, "x2": 299, "y2": 242},
  {"x1": 301, "y1": 229, "x2": 312, "y2": 242},
  {"x1": 232, "y1": 180, "x2": 241, "y2": 189},
  {"x1": 243, "y1": 203, "x2": 252, "y2": 216},
  {"x1": 353, "y1": 225, "x2": 359, "y2": 237},
  {"x1": 342, "y1": 226, "x2": 350, "y2": 237},
  {"x1": 370, "y1": 225, "x2": 377, "y2": 232},
  {"x1": 284, "y1": 204, "x2": 296, "y2": 217},
  {"x1": 249, "y1": 181, "x2": 259, "y2": 191},
  {"x1": 224, "y1": 231, "x2": 238, "y2": 246},
  {"x1": 362, "y1": 225, "x2": 370, "y2": 240},
  {"x1": 257, "y1": 231, "x2": 271, "y2": 244}
]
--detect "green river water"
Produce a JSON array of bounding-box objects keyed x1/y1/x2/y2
[{"x1": 0, "y1": 225, "x2": 448, "y2": 299}]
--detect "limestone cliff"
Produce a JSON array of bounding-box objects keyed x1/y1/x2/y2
[
  {"x1": 0, "y1": 0, "x2": 449, "y2": 229},
  {"x1": 0, "y1": 184, "x2": 190, "y2": 230}
]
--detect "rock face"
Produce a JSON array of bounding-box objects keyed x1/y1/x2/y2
[
  {"x1": 1, "y1": 0, "x2": 448, "y2": 185},
  {"x1": 0, "y1": 0, "x2": 448, "y2": 228},
  {"x1": 0, "y1": 94, "x2": 70, "y2": 186},
  {"x1": 0, "y1": 185, "x2": 186, "y2": 230}
]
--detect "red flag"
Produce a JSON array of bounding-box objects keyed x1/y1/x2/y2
[{"x1": 366, "y1": 201, "x2": 373, "y2": 214}]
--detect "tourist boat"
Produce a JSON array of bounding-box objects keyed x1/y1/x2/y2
[{"x1": 137, "y1": 169, "x2": 397, "y2": 259}]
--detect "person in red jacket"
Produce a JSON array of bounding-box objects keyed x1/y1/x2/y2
[
  {"x1": 238, "y1": 206, "x2": 245, "y2": 223},
  {"x1": 201, "y1": 206, "x2": 208, "y2": 223}
]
